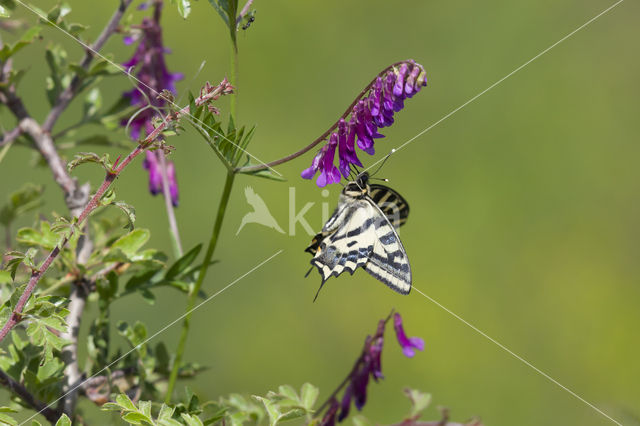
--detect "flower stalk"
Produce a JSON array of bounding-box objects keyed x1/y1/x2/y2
[{"x1": 165, "y1": 169, "x2": 235, "y2": 401}]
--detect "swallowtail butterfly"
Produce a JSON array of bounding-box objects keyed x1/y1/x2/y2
[{"x1": 305, "y1": 172, "x2": 411, "y2": 300}]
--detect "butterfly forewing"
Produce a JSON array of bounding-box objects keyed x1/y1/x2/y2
[{"x1": 309, "y1": 199, "x2": 376, "y2": 282}]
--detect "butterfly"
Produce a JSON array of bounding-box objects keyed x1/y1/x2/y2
[{"x1": 305, "y1": 171, "x2": 411, "y2": 300}]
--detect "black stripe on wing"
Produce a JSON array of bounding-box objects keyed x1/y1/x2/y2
[{"x1": 368, "y1": 184, "x2": 410, "y2": 228}]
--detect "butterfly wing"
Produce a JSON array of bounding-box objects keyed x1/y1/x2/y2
[
  {"x1": 308, "y1": 197, "x2": 377, "y2": 287},
  {"x1": 368, "y1": 184, "x2": 410, "y2": 228},
  {"x1": 363, "y1": 196, "x2": 412, "y2": 294}
]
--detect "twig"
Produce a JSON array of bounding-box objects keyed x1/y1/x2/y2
[
  {"x1": 58, "y1": 279, "x2": 89, "y2": 416},
  {"x1": 41, "y1": 0, "x2": 134, "y2": 133},
  {"x1": 0, "y1": 368, "x2": 62, "y2": 423},
  {"x1": 0, "y1": 126, "x2": 22, "y2": 147}
]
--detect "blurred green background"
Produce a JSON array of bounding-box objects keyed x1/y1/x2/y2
[{"x1": 1, "y1": 0, "x2": 639, "y2": 424}]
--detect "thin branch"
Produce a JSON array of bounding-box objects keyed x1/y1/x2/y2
[
  {"x1": 41, "y1": 0, "x2": 134, "y2": 133},
  {"x1": 58, "y1": 280, "x2": 89, "y2": 416},
  {"x1": 0, "y1": 126, "x2": 22, "y2": 147},
  {"x1": 234, "y1": 62, "x2": 403, "y2": 173},
  {"x1": 0, "y1": 368, "x2": 62, "y2": 423}
]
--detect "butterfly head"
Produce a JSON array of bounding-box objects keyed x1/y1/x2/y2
[{"x1": 344, "y1": 172, "x2": 370, "y2": 198}]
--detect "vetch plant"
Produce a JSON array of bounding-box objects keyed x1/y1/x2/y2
[{"x1": 0, "y1": 0, "x2": 480, "y2": 425}]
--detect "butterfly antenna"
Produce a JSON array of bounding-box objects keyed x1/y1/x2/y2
[{"x1": 370, "y1": 149, "x2": 396, "y2": 177}]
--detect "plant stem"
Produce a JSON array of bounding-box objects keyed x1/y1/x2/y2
[
  {"x1": 165, "y1": 169, "x2": 235, "y2": 402},
  {"x1": 229, "y1": 43, "x2": 239, "y2": 123},
  {"x1": 158, "y1": 152, "x2": 183, "y2": 258}
]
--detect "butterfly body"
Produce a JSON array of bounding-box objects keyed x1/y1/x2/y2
[{"x1": 306, "y1": 172, "x2": 411, "y2": 299}]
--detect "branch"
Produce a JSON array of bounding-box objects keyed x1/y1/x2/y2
[
  {"x1": 0, "y1": 368, "x2": 62, "y2": 423},
  {"x1": 0, "y1": 126, "x2": 22, "y2": 147},
  {"x1": 41, "y1": 0, "x2": 134, "y2": 133}
]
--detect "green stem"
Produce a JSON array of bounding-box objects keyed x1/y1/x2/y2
[
  {"x1": 165, "y1": 169, "x2": 235, "y2": 402},
  {"x1": 229, "y1": 42, "x2": 239, "y2": 122}
]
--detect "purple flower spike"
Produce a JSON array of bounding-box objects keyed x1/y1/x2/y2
[
  {"x1": 302, "y1": 60, "x2": 427, "y2": 187},
  {"x1": 405, "y1": 64, "x2": 421, "y2": 98},
  {"x1": 320, "y1": 398, "x2": 339, "y2": 426},
  {"x1": 337, "y1": 119, "x2": 355, "y2": 178},
  {"x1": 143, "y1": 151, "x2": 162, "y2": 195},
  {"x1": 337, "y1": 384, "x2": 353, "y2": 422},
  {"x1": 316, "y1": 134, "x2": 341, "y2": 187},
  {"x1": 352, "y1": 361, "x2": 370, "y2": 410},
  {"x1": 301, "y1": 149, "x2": 323, "y2": 179},
  {"x1": 393, "y1": 63, "x2": 409, "y2": 97},
  {"x1": 121, "y1": 4, "x2": 183, "y2": 206},
  {"x1": 393, "y1": 313, "x2": 425, "y2": 358},
  {"x1": 167, "y1": 160, "x2": 179, "y2": 207}
]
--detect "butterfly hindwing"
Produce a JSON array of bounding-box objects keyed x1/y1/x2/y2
[{"x1": 368, "y1": 184, "x2": 410, "y2": 228}]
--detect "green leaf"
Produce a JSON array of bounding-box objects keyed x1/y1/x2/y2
[
  {"x1": 26, "y1": 316, "x2": 69, "y2": 364},
  {"x1": 83, "y1": 87, "x2": 102, "y2": 120},
  {"x1": 173, "y1": 0, "x2": 191, "y2": 18},
  {"x1": 0, "y1": 26, "x2": 42, "y2": 61},
  {"x1": 122, "y1": 411, "x2": 153, "y2": 425},
  {"x1": 277, "y1": 385, "x2": 298, "y2": 402},
  {"x1": 300, "y1": 383, "x2": 319, "y2": 410},
  {"x1": 253, "y1": 396, "x2": 280, "y2": 426},
  {"x1": 116, "y1": 393, "x2": 137, "y2": 411},
  {"x1": 113, "y1": 202, "x2": 136, "y2": 231},
  {"x1": 0, "y1": 412, "x2": 18, "y2": 426},
  {"x1": 0, "y1": 5, "x2": 10, "y2": 18},
  {"x1": 0, "y1": 270, "x2": 11, "y2": 284},
  {"x1": 164, "y1": 244, "x2": 202, "y2": 281},
  {"x1": 67, "y1": 151, "x2": 112, "y2": 172},
  {"x1": 404, "y1": 388, "x2": 431, "y2": 418},
  {"x1": 277, "y1": 408, "x2": 306, "y2": 423},
  {"x1": 54, "y1": 414, "x2": 71, "y2": 426},
  {"x1": 110, "y1": 229, "x2": 149, "y2": 259},
  {"x1": 0, "y1": 183, "x2": 44, "y2": 226},
  {"x1": 4, "y1": 251, "x2": 25, "y2": 280},
  {"x1": 207, "y1": 0, "x2": 229, "y2": 25},
  {"x1": 16, "y1": 222, "x2": 59, "y2": 250},
  {"x1": 181, "y1": 413, "x2": 204, "y2": 426}
]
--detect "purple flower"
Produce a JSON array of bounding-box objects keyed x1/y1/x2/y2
[
  {"x1": 143, "y1": 151, "x2": 162, "y2": 195},
  {"x1": 320, "y1": 398, "x2": 339, "y2": 426},
  {"x1": 121, "y1": 3, "x2": 183, "y2": 205},
  {"x1": 143, "y1": 151, "x2": 179, "y2": 207},
  {"x1": 337, "y1": 384, "x2": 352, "y2": 422},
  {"x1": 302, "y1": 60, "x2": 427, "y2": 186},
  {"x1": 393, "y1": 312, "x2": 425, "y2": 358},
  {"x1": 318, "y1": 312, "x2": 424, "y2": 424}
]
